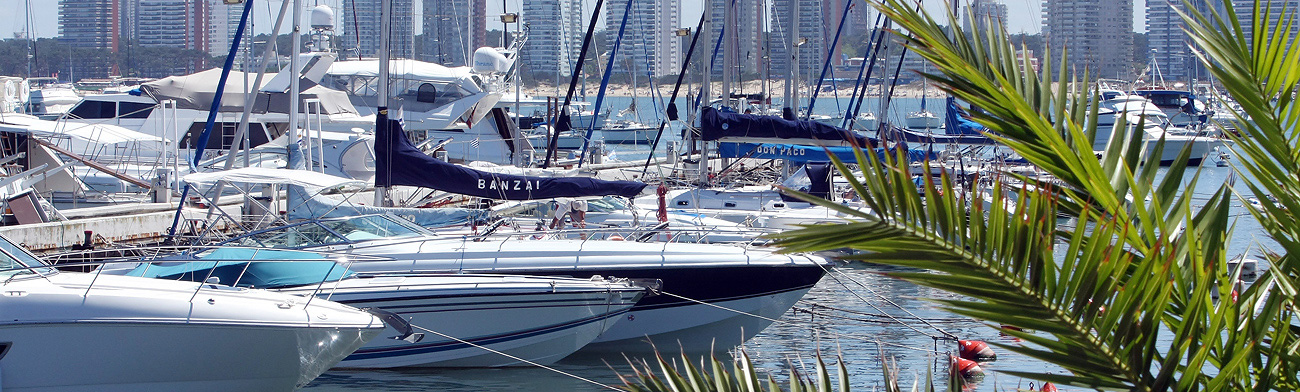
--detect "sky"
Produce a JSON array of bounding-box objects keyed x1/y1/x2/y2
[{"x1": 0, "y1": 0, "x2": 1145, "y2": 40}]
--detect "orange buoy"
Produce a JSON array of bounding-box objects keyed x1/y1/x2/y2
[
  {"x1": 958, "y1": 340, "x2": 997, "y2": 361},
  {"x1": 1041, "y1": 382, "x2": 1058, "y2": 392},
  {"x1": 608, "y1": 235, "x2": 625, "y2": 241},
  {"x1": 950, "y1": 355, "x2": 984, "y2": 379}
]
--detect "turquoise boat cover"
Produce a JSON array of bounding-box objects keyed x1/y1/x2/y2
[{"x1": 126, "y1": 248, "x2": 353, "y2": 289}]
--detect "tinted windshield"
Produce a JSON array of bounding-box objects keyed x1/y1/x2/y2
[
  {"x1": 319, "y1": 215, "x2": 426, "y2": 241},
  {"x1": 0, "y1": 236, "x2": 52, "y2": 280},
  {"x1": 229, "y1": 215, "x2": 427, "y2": 248}
]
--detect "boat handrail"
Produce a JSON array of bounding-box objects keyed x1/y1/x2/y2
[{"x1": 1, "y1": 246, "x2": 397, "y2": 304}]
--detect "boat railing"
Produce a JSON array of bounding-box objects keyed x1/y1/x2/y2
[
  {"x1": 4, "y1": 245, "x2": 395, "y2": 307},
  {"x1": 444, "y1": 220, "x2": 776, "y2": 248}
]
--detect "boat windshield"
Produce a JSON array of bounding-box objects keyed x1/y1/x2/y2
[
  {"x1": 586, "y1": 196, "x2": 631, "y2": 213},
  {"x1": 227, "y1": 215, "x2": 429, "y2": 249},
  {"x1": 0, "y1": 235, "x2": 54, "y2": 280}
]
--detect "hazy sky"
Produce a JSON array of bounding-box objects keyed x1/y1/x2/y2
[{"x1": 0, "y1": 0, "x2": 1146, "y2": 40}]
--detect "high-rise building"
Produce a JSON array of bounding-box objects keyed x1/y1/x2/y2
[
  {"x1": 342, "y1": 0, "x2": 416, "y2": 59},
  {"x1": 1146, "y1": 0, "x2": 1225, "y2": 83},
  {"x1": 605, "y1": 0, "x2": 679, "y2": 78},
  {"x1": 522, "y1": 0, "x2": 582, "y2": 77},
  {"x1": 708, "y1": 0, "x2": 764, "y2": 77},
  {"x1": 423, "y1": 0, "x2": 487, "y2": 66},
  {"x1": 60, "y1": 0, "x2": 120, "y2": 51},
  {"x1": 59, "y1": 0, "x2": 120, "y2": 77},
  {"x1": 136, "y1": 0, "x2": 209, "y2": 52},
  {"x1": 964, "y1": 0, "x2": 1008, "y2": 34},
  {"x1": 769, "y1": 0, "x2": 826, "y2": 83},
  {"x1": 1231, "y1": 0, "x2": 1300, "y2": 43},
  {"x1": 1042, "y1": 0, "x2": 1134, "y2": 79},
  {"x1": 207, "y1": 0, "x2": 246, "y2": 58}
]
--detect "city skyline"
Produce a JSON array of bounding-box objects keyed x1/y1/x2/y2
[{"x1": 3, "y1": 0, "x2": 1145, "y2": 40}]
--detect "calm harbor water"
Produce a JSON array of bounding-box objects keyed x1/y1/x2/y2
[{"x1": 303, "y1": 91, "x2": 1267, "y2": 392}]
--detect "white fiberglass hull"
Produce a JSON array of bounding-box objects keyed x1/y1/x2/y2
[
  {"x1": 601, "y1": 126, "x2": 656, "y2": 145},
  {"x1": 906, "y1": 111, "x2": 943, "y2": 129},
  {"x1": 634, "y1": 187, "x2": 855, "y2": 230},
  {"x1": 0, "y1": 273, "x2": 383, "y2": 392},
  {"x1": 582, "y1": 283, "x2": 814, "y2": 352},
  {"x1": 279, "y1": 275, "x2": 644, "y2": 368},
  {"x1": 318, "y1": 239, "x2": 828, "y2": 353},
  {"x1": 0, "y1": 323, "x2": 371, "y2": 392}
]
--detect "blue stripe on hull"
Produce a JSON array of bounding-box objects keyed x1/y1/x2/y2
[{"x1": 344, "y1": 309, "x2": 628, "y2": 361}]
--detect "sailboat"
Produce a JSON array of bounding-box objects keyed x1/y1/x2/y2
[{"x1": 905, "y1": 80, "x2": 943, "y2": 129}]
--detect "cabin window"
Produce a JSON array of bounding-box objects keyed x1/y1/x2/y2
[
  {"x1": 416, "y1": 83, "x2": 438, "y2": 103},
  {"x1": 118, "y1": 102, "x2": 155, "y2": 119},
  {"x1": 676, "y1": 201, "x2": 689, "y2": 206},
  {"x1": 401, "y1": 82, "x2": 472, "y2": 108},
  {"x1": 68, "y1": 100, "x2": 117, "y2": 119},
  {"x1": 724, "y1": 202, "x2": 737, "y2": 208},
  {"x1": 183, "y1": 122, "x2": 271, "y2": 149}
]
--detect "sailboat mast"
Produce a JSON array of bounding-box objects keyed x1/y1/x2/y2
[
  {"x1": 374, "y1": 0, "x2": 393, "y2": 206},
  {"x1": 289, "y1": 0, "x2": 302, "y2": 147},
  {"x1": 722, "y1": 0, "x2": 734, "y2": 110},
  {"x1": 782, "y1": 0, "x2": 797, "y2": 118}
]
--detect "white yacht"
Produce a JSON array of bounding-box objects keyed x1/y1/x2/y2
[
  {"x1": 122, "y1": 247, "x2": 646, "y2": 368},
  {"x1": 1095, "y1": 91, "x2": 1226, "y2": 165},
  {"x1": 905, "y1": 109, "x2": 943, "y2": 129},
  {"x1": 221, "y1": 214, "x2": 828, "y2": 354},
  {"x1": 0, "y1": 234, "x2": 386, "y2": 391}
]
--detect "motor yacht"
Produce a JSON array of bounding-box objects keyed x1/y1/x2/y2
[
  {"x1": 0, "y1": 234, "x2": 385, "y2": 391},
  {"x1": 121, "y1": 247, "x2": 646, "y2": 368},
  {"x1": 219, "y1": 214, "x2": 828, "y2": 354}
]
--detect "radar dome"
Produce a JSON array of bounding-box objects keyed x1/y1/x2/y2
[{"x1": 310, "y1": 6, "x2": 335, "y2": 30}]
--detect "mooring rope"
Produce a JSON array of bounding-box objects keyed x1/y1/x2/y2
[
  {"x1": 795, "y1": 301, "x2": 972, "y2": 323},
  {"x1": 654, "y1": 290, "x2": 944, "y2": 355},
  {"x1": 816, "y1": 264, "x2": 958, "y2": 340},
  {"x1": 406, "y1": 323, "x2": 623, "y2": 391}
]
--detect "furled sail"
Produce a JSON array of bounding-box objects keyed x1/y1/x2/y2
[
  {"x1": 699, "y1": 106, "x2": 873, "y2": 146},
  {"x1": 943, "y1": 97, "x2": 988, "y2": 136},
  {"x1": 374, "y1": 117, "x2": 647, "y2": 200}
]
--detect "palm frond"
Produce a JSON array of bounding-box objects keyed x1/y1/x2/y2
[{"x1": 771, "y1": 0, "x2": 1265, "y2": 390}]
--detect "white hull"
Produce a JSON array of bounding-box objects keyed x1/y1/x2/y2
[
  {"x1": 601, "y1": 126, "x2": 656, "y2": 145},
  {"x1": 582, "y1": 285, "x2": 814, "y2": 352},
  {"x1": 905, "y1": 111, "x2": 943, "y2": 129},
  {"x1": 330, "y1": 240, "x2": 828, "y2": 353},
  {"x1": 634, "y1": 187, "x2": 854, "y2": 230},
  {"x1": 0, "y1": 272, "x2": 383, "y2": 392},
  {"x1": 278, "y1": 275, "x2": 643, "y2": 368},
  {"x1": 219, "y1": 215, "x2": 829, "y2": 353},
  {"x1": 0, "y1": 323, "x2": 371, "y2": 392}
]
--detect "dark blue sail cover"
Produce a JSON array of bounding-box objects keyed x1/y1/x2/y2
[
  {"x1": 700, "y1": 107, "x2": 874, "y2": 146},
  {"x1": 944, "y1": 97, "x2": 988, "y2": 136},
  {"x1": 717, "y1": 142, "x2": 938, "y2": 163},
  {"x1": 375, "y1": 117, "x2": 648, "y2": 200}
]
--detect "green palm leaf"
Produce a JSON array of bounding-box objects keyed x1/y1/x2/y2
[{"x1": 771, "y1": 0, "x2": 1268, "y2": 390}]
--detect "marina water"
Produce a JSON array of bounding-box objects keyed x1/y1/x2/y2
[{"x1": 302, "y1": 96, "x2": 1264, "y2": 391}]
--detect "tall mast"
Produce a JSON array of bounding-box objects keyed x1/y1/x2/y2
[
  {"x1": 721, "y1": 0, "x2": 734, "y2": 110},
  {"x1": 374, "y1": 0, "x2": 393, "y2": 206},
  {"x1": 289, "y1": 0, "x2": 302, "y2": 154},
  {"x1": 782, "y1": 0, "x2": 797, "y2": 118}
]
